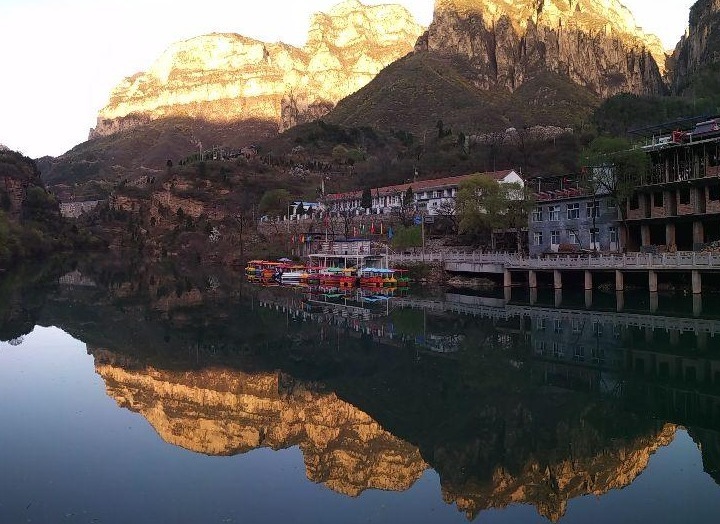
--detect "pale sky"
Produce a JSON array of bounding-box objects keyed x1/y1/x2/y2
[{"x1": 0, "y1": 0, "x2": 696, "y2": 159}]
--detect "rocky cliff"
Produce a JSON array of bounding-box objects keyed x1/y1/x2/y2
[
  {"x1": 667, "y1": 0, "x2": 720, "y2": 93},
  {"x1": 416, "y1": 0, "x2": 667, "y2": 99},
  {"x1": 90, "y1": 1, "x2": 424, "y2": 139},
  {"x1": 94, "y1": 354, "x2": 428, "y2": 497}
]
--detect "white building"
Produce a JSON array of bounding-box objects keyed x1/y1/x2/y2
[{"x1": 325, "y1": 170, "x2": 523, "y2": 216}]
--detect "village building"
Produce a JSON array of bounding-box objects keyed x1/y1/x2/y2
[
  {"x1": 324, "y1": 170, "x2": 523, "y2": 217},
  {"x1": 624, "y1": 116, "x2": 720, "y2": 252},
  {"x1": 527, "y1": 175, "x2": 620, "y2": 256}
]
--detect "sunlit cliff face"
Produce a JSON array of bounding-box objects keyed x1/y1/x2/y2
[
  {"x1": 423, "y1": 0, "x2": 667, "y2": 97},
  {"x1": 92, "y1": 345, "x2": 679, "y2": 521},
  {"x1": 93, "y1": 353, "x2": 428, "y2": 497},
  {"x1": 91, "y1": 1, "x2": 425, "y2": 138}
]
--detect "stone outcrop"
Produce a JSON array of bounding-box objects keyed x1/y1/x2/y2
[
  {"x1": 90, "y1": 1, "x2": 424, "y2": 138},
  {"x1": 416, "y1": 0, "x2": 667, "y2": 98},
  {"x1": 93, "y1": 353, "x2": 428, "y2": 497},
  {"x1": 667, "y1": 0, "x2": 720, "y2": 93}
]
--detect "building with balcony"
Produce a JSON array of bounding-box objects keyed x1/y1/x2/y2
[
  {"x1": 325, "y1": 170, "x2": 523, "y2": 217},
  {"x1": 626, "y1": 116, "x2": 720, "y2": 252}
]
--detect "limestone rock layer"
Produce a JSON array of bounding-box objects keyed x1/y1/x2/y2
[
  {"x1": 418, "y1": 0, "x2": 667, "y2": 98},
  {"x1": 91, "y1": 1, "x2": 424, "y2": 138}
]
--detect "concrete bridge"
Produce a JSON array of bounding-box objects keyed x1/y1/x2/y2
[{"x1": 390, "y1": 251, "x2": 720, "y2": 294}]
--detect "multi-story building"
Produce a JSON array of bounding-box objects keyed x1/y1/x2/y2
[
  {"x1": 527, "y1": 176, "x2": 620, "y2": 256},
  {"x1": 325, "y1": 170, "x2": 523, "y2": 216},
  {"x1": 625, "y1": 116, "x2": 720, "y2": 252}
]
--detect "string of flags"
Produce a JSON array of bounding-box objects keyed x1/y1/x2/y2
[{"x1": 289, "y1": 221, "x2": 394, "y2": 243}]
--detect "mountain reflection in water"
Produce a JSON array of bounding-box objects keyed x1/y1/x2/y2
[{"x1": 2, "y1": 260, "x2": 720, "y2": 522}]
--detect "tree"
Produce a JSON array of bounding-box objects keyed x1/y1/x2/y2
[
  {"x1": 391, "y1": 225, "x2": 422, "y2": 251},
  {"x1": 361, "y1": 187, "x2": 372, "y2": 210},
  {"x1": 295, "y1": 202, "x2": 305, "y2": 216},
  {"x1": 435, "y1": 198, "x2": 458, "y2": 234},
  {"x1": 259, "y1": 189, "x2": 292, "y2": 217},
  {"x1": 456, "y1": 174, "x2": 518, "y2": 249},
  {"x1": 395, "y1": 186, "x2": 415, "y2": 226},
  {"x1": 581, "y1": 137, "x2": 648, "y2": 250}
]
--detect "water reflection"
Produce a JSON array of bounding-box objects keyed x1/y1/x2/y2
[{"x1": 2, "y1": 260, "x2": 720, "y2": 522}]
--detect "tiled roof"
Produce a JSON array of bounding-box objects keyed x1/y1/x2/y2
[{"x1": 326, "y1": 170, "x2": 517, "y2": 201}]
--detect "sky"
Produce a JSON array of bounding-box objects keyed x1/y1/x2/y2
[{"x1": 0, "y1": 0, "x2": 696, "y2": 159}]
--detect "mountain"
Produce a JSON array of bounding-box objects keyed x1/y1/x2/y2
[
  {"x1": 90, "y1": 0, "x2": 424, "y2": 139},
  {"x1": 328, "y1": 0, "x2": 667, "y2": 134},
  {"x1": 668, "y1": 0, "x2": 720, "y2": 95}
]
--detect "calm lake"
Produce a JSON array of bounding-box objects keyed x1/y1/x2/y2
[{"x1": 2, "y1": 260, "x2": 720, "y2": 523}]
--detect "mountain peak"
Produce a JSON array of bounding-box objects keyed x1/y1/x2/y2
[
  {"x1": 434, "y1": 0, "x2": 666, "y2": 72},
  {"x1": 91, "y1": 1, "x2": 424, "y2": 139},
  {"x1": 420, "y1": 0, "x2": 666, "y2": 98}
]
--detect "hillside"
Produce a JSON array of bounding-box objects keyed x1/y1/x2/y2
[
  {"x1": 327, "y1": 52, "x2": 599, "y2": 134},
  {"x1": 0, "y1": 150, "x2": 99, "y2": 266}
]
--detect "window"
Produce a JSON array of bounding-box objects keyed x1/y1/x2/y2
[
  {"x1": 533, "y1": 231, "x2": 543, "y2": 246},
  {"x1": 586, "y1": 202, "x2": 600, "y2": 219},
  {"x1": 567, "y1": 230, "x2": 579, "y2": 244},
  {"x1": 574, "y1": 346, "x2": 585, "y2": 362},
  {"x1": 554, "y1": 319, "x2": 563, "y2": 333},
  {"x1": 551, "y1": 230, "x2": 560, "y2": 246},
  {"x1": 567, "y1": 203, "x2": 580, "y2": 219},
  {"x1": 532, "y1": 207, "x2": 543, "y2": 222},
  {"x1": 535, "y1": 340, "x2": 547, "y2": 355},
  {"x1": 590, "y1": 228, "x2": 600, "y2": 246},
  {"x1": 679, "y1": 188, "x2": 691, "y2": 205},
  {"x1": 548, "y1": 205, "x2": 560, "y2": 221},
  {"x1": 653, "y1": 191, "x2": 664, "y2": 207},
  {"x1": 630, "y1": 194, "x2": 640, "y2": 210},
  {"x1": 537, "y1": 318, "x2": 546, "y2": 331},
  {"x1": 710, "y1": 185, "x2": 720, "y2": 201},
  {"x1": 609, "y1": 226, "x2": 618, "y2": 244},
  {"x1": 572, "y1": 320, "x2": 582, "y2": 333}
]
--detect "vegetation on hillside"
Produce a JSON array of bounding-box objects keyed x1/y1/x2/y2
[{"x1": 0, "y1": 151, "x2": 101, "y2": 267}]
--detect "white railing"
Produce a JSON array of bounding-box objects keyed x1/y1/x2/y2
[{"x1": 389, "y1": 251, "x2": 720, "y2": 270}]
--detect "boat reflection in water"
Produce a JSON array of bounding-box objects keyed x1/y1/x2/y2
[{"x1": 2, "y1": 263, "x2": 720, "y2": 522}]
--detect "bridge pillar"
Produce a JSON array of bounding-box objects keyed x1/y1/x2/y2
[
  {"x1": 528, "y1": 270, "x2": 538, "y2": 289},
  {"x1": 650, "y1": 292, "x2": 659, "y2": 313},
  {"x1": 504, "y1": 286, "x2": 512, "y2": 303},
  {"x1": 584, "y1": 270, "x2": 593, "y2": 291},
  {"x1": 616, "y1": 291, "x2": 625, "y2": 312},
  {"x1": 692, "y1": 270, "x2": 702, "y2": 295},
  {"x1": 553, "y1": 270, "x2": 562, "y2": 290},
  {"x1": 693, "y1": 221, "x2": 705, "y2": 247},
  {"x1": 694, "y1": 294, "x2": 703, "y2": 318},
  {"x1": 585, "y1": 290, "x2": 593, "y2": 309},
  {"x1": 641, "y1": 225, "x2": 651, "y2": 247},
  {"x1": 648, "y1": 270, "x2": 658, "y2": 293},
  {"x1": 615, "y1": 270, "x2": 624, "y2": 292},
  {"x1": 555, "y1": 289, "x2": 563, "y2": 308},
  {"x1": 503, "y1": 269, "x2": 512, "y2": 288}
]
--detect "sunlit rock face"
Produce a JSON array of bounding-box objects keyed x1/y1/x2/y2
[
  {"x1": 417, "y1": 0, "x2": 667, "y2": 97},
  {"x1": 667, "y1": 0, "x2": 720, "y2": 93},
  {"x1": 91, "y1": 1, "x2": 424, "y2": 138},
  {"x1": 439, "y1": 420, "x2": 677, "y2": 522},
  {"x1": 93, "y1": 352, "x2": 427, "y2": 497}
]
